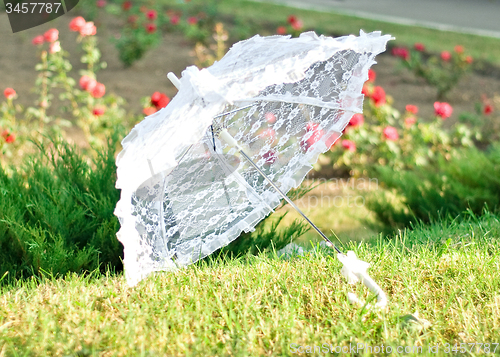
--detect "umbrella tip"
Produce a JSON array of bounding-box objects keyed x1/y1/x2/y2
[{"x1": 167, "y1": 72, "x2": 181, "y2": 90}]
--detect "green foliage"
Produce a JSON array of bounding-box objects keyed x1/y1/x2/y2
[
  {"x1": 367, "y1": 144, "x2": 500, "y2": 228},
  {"x1": 0, "y1": 137, "x2": 123, "y2": 282}
]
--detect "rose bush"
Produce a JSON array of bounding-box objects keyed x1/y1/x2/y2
[{"x1": 392, "y1": 42, "x2": 473, "y2": 99}]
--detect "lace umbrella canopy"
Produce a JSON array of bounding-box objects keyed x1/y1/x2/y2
[{"x1": 115, "y1": 31, "x2": 392, "y2": 287}]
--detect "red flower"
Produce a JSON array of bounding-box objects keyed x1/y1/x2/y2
[
  {"x1": 484, "y1": 104, "x2": 494, "y2": 115},
  {"x1": 367, "y1": 69, "x2": 376, "y2": 82},
  {"x1": 383, "y1": 126, "x2": 399, "y2": 141},
  {"x1": 170, "y1": 15, "x2": 180, "y2": 25},
  {"x1": 90, "y1": 82, "x2": 106, "y2": 98},
  {"x1": 96, "y1": 0, "x2": 106, "y2": 7},
  {"x1": 262, "y1": 150, "x2": 277, "y2": 164},
  {"x1": 392, "y1": 47, "x2": 409, "y2": 60},
  {"x1": 5, "y1": 133, "x2": 15, "y2": 144},
  {"x1": 414, "y1": 42, "x2": 425, "y2": 51},
  {"x1": 371, "y1": 86, "x2": 386, "y2": 106},
  {"x1": 341, "y1": 140, "x2": 356, "y2": 152},
  {"x1": 146, "y1": 9, "x2": 157, "y2": 20},
  {"x1": 405, "y1": 104, "x2": 418, "y2": 114},
  {"x1": 405, "y1": 116, "x2": 417, "y2": 127},
  {"x1": 465, "y1": 56, "x2": 473, "y2": 64},
  {"x1": 287, "y1": 15, "x2": 297, "y2": 25},
  {"x1": 92, "y1": 107, "x2": 106, "y2": 116},
  {"x1": 434, "y1": 101, "x2": 453, "y2": 119},
  {"x1": 276, "y1": 26, "x2": 287, "y2": 35},
  {"x1": 187, "y1": 17, "x2": 198, "y2": 25},
  {"x1": 70, "y1": 16, "x2": 86, "y2": 32},
  {"x1": 122, "y1": 1, "x2": 132, "y2": 10},
  {"x1": 151, "y1": 92, "x2": 169, "y2": 109},
  {"x1": 32, "y1": 35, "x2": 44, "y2": 45},
  {"x1": 43, "y1": 29, "x2": 59, "y2": 43},
  {"x1": 454, "y1": 45, "x2": 464, "y2": 54},
  {"x1": 143, "y1": 107, "x2": 157, "y2": 116},
  {"x1": 4, "y1": 88, "x2": 16, "y2": 100},
  {"x1": 145, "y1": 23, "x2": 156, "y2": 33},
  {"x1": 349, "y1": 113, "x2": 364, "y2": 127},
  {"x1": 79, "y1": 75, "x2": 96, "y2": 91},
  {"x1": 80, "y1": 22, "x2": 97, "y2": 36},
  {"x1": 440, "y1": 51, "x2": 451, "y2": 61}
]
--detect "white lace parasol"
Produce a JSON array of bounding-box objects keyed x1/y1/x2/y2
[{"x1": 115, "y1": 31, "x2": 392, "y2": 287}]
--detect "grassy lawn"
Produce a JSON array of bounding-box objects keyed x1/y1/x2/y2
[
  {"x1": 215, "y1": 0, "x2": 500, "y2": 66},
  {"x1": 1, "y1": 212, "x2": 499, "y2": 356}
]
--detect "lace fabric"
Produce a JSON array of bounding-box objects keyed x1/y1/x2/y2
[{"x1": 115, "y1": 31, "x2": 392, "y2": 286}]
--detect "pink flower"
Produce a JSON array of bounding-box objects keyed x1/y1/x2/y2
[
  {"x1": 287, "y1": 15, "x2": 297, "y2": 25},
  {"x1": 69, "y1": 16, "x2": 86, "y2": 32},
  {"x1": 341, "y1": 140, "x2": 356, "y2": 152},
  {"x1": 405, "y1": 104, "x2": 418, "y2": 114},
  {"x1": 434, "y1": 102, "x2": 453, "y2": 119},
  {"x1": 371, "y1": 86, "x2": 386, "y2": 106},
  {"x1": 96, "y1": 0, "x2": 106, "y2": 7},
  {"x1": 145, "y1": 23, "x2": 156, "y2": 33},
  {"x1": 441, "y1": 51, "x2": 451, "y2": 61},
  {"x1": 32, "y1": 35, "x2": 44, "y2": 45},
  {"x1": 259, "y1": 128, "x2": 276, "y2": 141},
  {"x1": 302, "y1": 122, "x2": 323, "y2": 150},
  {"x1": 414, "y1": 42, "x2": 425, "y2": 52},
  {"x1": 276, "y1": 26, "x2": 287, "y2": 35},
  {"x1": 187, "y1": 17, "x2": 198, "y2": 25},
  {"x1": 143, "y1": 107, "x2": 157, "y2": 116},
  {"x1": 79, "y1": 75, "x2": 96, "y2": 91},
  {"x1": 367, "y1": 69, "x2": 376, "y2": 82},
  {"x1": 49, "y1": 41, "x2": 61, "y2": 54},
  {"x1": 454, "y1": 45, "x2": 464, "y2": 54},
  {"x1": 146, "y1": 9, "x2": 157, "y2": 20},
  {"x1": 392, "y1": 47, "x2": 409, "y2": 60},
  {"x1": 122, "y1": 1, "x2": 132, "y2": 10},
  {"x1": 170, "y1": 15, "x2": 180, "y2": 25},
  {"x1": 80, "y1": 22, "x2": 97, "y2": 36},
  {"x1": 383, "y1": 126, "x2": 399, "y2": 141},
  {"x1": 43, "y1": 28, "x2": 59, "y2": 43},
  {"x1": 349, "y1": 113, "x2": 364, "y2": 127},
  {"x1": 265, "y1": 112, "x2": 276, "y2": 123},
  {"x1": 465, "y1": 56, "x2": 473, "y2": 64},
  {"x1": 484, "y1": 104, "x2": 494, "y2": 115},
  {"x1": 4, "y1": 88, "x2": 16, "y2": 99},
  {"x1": 291, "y1": 19, "x2": 303, "y2": 30},
  {"x1": 90, "y1": 82, "x2": 106, "y2": 98},
  {"x1": 405, "y1": 116, "x2": 417, "y2": 127},
  {"x1": 93, "y1": 107, "x2": 105, "y2": 116}
]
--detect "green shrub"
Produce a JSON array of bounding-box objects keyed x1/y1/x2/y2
[
  {"x1": 367, "y1": 144, "x2": 500, "y2": 228},
  {"x1": 0, "y1": 137, "x2": 123, "y2": 282}
]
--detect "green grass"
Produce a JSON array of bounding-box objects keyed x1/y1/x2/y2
[
  {"x1": 215, "y1": 0, "x2": 500, "y2": 66},
  {"x1": 1, "y1": 211, "x2": 499, "y2": 356}
]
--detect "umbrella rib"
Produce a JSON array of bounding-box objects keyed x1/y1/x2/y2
[{"x1": 237, "y1": 147, "x2": 342, "y2": 254}]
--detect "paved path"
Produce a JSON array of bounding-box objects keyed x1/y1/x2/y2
[{"x1": 258, "y1": 0, "x2": 500, "y2": 38}]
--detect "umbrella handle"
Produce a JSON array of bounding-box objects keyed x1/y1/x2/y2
[
  {"x1": 167, "y1": 72, "x2": 181, "y2": 90},
  {"x1": 355, "y1": 270, "x2": 388, "y2": 308}
]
